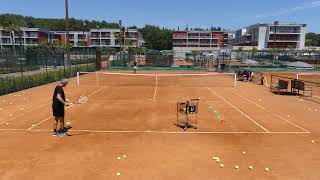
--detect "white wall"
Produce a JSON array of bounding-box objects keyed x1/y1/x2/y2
[{"x1": 258, "y1": 26, "x2": 267, "y2": 50}]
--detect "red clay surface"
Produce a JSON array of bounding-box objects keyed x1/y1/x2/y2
[{"x1": 0, "y1": 70, "x2": 320, "y2": 180}]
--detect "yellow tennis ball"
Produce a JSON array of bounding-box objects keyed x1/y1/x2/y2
[
  {"x1": 249, "y1": 166, "x2": 253, "y2": 170},
  {"x1": 123, "y1": 155, "x2": 126, "y2": 158},
  {"x1": 220, "y1": 164, "x2": 224, "y2": 168},
  {"x1": 242, "y1": 151, "x2": 246, "y2": 155},
  {"x1": 116, "y1": 172, "x2": 121, "y2": 176},
  {"x1": 265, "y1": 168, "x2": 270, "y2": 172},
  {"x1": 117, "y1": 157, "x2": 121, "y2": 160},
  {"x1": 235, "y1": 165, "x2": 239, "y2": 169}
]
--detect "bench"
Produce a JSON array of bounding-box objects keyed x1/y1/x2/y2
[{"x1": 270, "y1": 80, "x2": 289, "y2": 94}]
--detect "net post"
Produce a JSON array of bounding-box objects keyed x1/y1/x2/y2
[
  {"x1": 95, "y1": 71, "x2": 99, "y2": 87},
  {"x1": 296, "y1": 73, "x2": 299, "y2": 80},
  {"x1": 234, "y1": 73, "x2": 237, "y2": 87},
  {"x1": 77, "y1": 72, "x2": 80, "y2": 86}
]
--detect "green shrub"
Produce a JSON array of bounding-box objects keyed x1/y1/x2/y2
[{"x1": 0, "y1": 65, "x2": 96, "y2": 96}]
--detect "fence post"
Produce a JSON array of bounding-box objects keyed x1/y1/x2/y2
[
  {"x1": 63, "y1": 52, "x2": 66, "y2": 77},
  {"x1": 77, "y1": 72, "x2": 80, "y2": 85},
  {"x1": 5, "y1": 52, "x2": 8, "y2": 74}
]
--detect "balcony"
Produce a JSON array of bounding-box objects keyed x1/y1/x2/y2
[
  {"x1": 1, "y1": 39, "x2": 11, "y2": 45},
  {"x1": 269, "y1": 30, "x2": 300, "y2": 34},
  {"x1": 188, "y1": 36, "x2": 199, "y2": 39},
  {"x1": 268, "y1": 39, "x2": 299, "y2": 42},
  {"x1": 101, "y1": 32, "x2": 111, "y2": 39},
  {"x1": 91, "y1": 33, "x2": 100, "y2": 39},
  {"x1": 173, "y1": 36, "x2": 187, "y2": 39},
  {"x1": 1, "y1": 32, "x2": 11, "y2": 37},
  {"x1": 25, "y1": 32, "x2": 38, "y2": 38}
]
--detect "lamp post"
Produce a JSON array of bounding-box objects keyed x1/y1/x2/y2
[
  {"x1": 65, "y1": 0, "x2": 71, "y2": 72},
  {"x1": 83, "y1": 22, "x2": 88, "y2": 70}
]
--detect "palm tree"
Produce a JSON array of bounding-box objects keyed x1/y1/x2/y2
[
  {"x1": 237, "y1": 47, "x2": 243, "y2": 60},
  {"x1": 251, "y1": 47, "x2": 258, "y2": 59},
  {"x1": 114, "y1": 26, "x2": 126, "y2": 67},
  {"x1": 1, "y1": 23, "x2": 21, "y2": 56}
]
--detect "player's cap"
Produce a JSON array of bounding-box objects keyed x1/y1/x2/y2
[{"x1": 60, "y1": 78, "x2": 69, "y2": 85}]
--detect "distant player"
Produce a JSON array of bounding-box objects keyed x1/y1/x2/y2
[
  {"x1": 52, "y1": 78, "x2": 70, "y2": 137},
  {"x1": 133, "y1": 61, "x2": 138, "y2": 74}
]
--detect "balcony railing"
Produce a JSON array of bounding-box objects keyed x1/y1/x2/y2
[
  {"x1": 268, "y1": 39, "x2": 299, "y2": 42},
  {"x1": 1, "y1": 32, "x2": 11, "y2": 37},
  {"x1": 269, "y1": 30, "x2": 300, "y2": 34}
]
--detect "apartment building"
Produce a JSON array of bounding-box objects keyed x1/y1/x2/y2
[
  {"x1": 52, "y1": 31, "x2": 89, "y2": 47},
  {"x1": 0, "y1": 27, "x2": 51, "y2": 49},
  {"x1": 89, "y1": 28, "x2": 143, "y2": 48},
  {"x1": 233, "y1": 22, "x2": 306, "y2": 50},
  {"x1": 172, "y1": 30, "x2": 230, "y2": 51},
  {"x1": 0, "y1": 27, "x2": 143, "y2": 49}
]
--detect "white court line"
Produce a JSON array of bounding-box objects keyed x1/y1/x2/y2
[
  {"x1": 27, "y1": 87, "x2": 105, "y2": 131},
  {"x1": 0, "y1": 129, "x2": 26, "y2": 131},
  {"x1": 207, "y1": 87, "x2": 270, "y2": 133},
  {"x1": 153, "y1": 75, "x2": 158, "y2": 101},
  {"x1": 230, "y1": 90, "x2": 310, "y2": 133},
  {"x1": 0, "y1": 103, "x2": 50, "y2": 125},
  {"x1": 25, "y1": 129, "x2": 309, "y2": 134}
]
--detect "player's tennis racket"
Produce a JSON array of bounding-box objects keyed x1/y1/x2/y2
[{"x1": 72, "y1": 95, "x2": 88, "y2": 105}]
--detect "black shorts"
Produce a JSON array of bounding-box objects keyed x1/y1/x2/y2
[{"x1": 52, "y1": 107, "x2": 65, "y2": 117}]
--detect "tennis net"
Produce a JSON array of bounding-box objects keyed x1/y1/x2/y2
[{"x1": 77, "y1": 71, "x2": 237, "y2": 87}]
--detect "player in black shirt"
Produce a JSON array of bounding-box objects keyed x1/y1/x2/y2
[{"x1": 52, "y1": 78, "x2": 69, "y2": 137}]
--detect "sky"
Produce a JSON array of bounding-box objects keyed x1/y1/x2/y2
[{"x1": 0, "y1": 0, "x2": 319, "y2": 32}]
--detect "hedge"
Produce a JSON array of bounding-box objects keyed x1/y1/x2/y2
[{"x1": 0, "y1": 65, "x2": 96, "y2": 96}]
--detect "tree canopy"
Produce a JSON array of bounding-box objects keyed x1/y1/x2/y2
[
  {"x1": 139, "y1": 25, "x2": 173, "y2": 50},
  {"x1": 0, "y1": 13, "x2": 119, "y2": 31}
]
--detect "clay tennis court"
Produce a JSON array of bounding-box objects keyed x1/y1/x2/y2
[{"x1": 0, "y1": 70, "x2": 320, "y2": 180}]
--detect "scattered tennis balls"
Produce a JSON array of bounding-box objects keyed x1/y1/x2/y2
[
  {"x1": 212, "y1": 157, "x2": 218, "y2": 160},
  {"x1": 220, "y1": 164, "x2": 224, "y2": 168},
  {"x1": 5, "y1": 123, "x2": 9, "y2": 125},
  {"x1": 308, "y1": 108, "x2": 312, "y2": 111},
  {"x1": 249, "y1": 166, "x2": 253, "y2": 170},
  {"x1": 123, "y1": 155, "x2": 126, "y2": 158},
  {"x1": 242, "y1": 151, "x2": 246, "y2": 155},
  {"x1": 208, "y1": 105, "x2": 213, "y2": 109},
  {"x1": 258, "y1": 99, "x2": 262, "y2": 102},
  {"x1": 32, "y1": 125, "x2": 35, "y2": 127},
  {"x1": 213, "y1": 110, "x2": 219, "y2": 113},
  {"x1": 9, "y1": 102, "x2": 12, "y2": 105},
  {"x1": 18, "y1": 95, "x2": 21, "y2": 97},
  {"x1": 265, "y1": 168, "x2": 270, "y2": 172},
  {"x1": 216, "y1": 159, "x2": 220, "y2": 163},
  {"x1": 216, "y1": 115, "x2": 222, "y2": 119},
  {"x1": 235, "y1": 165, "x2": 239, "y2": 169},
  {"x1": 315, "y1": 109, "x2": 318, "y2": 112},
  {"x1": 287, "y1": 115, "x2": 290, "y2": 118},
  {"x1": 22, "y1": 92, "x2": 25, "y2": 94},
  {"x1": 311, "y1": 140, "x2": 315, "y2": 143},
  {"x1": 66, "y1": 122, "x2": 72, "y2": 125},
  {"x1": 116, "y1": 172, "x2": 121, "y2": 176},
  {"x1": 117, "y1": 156, "x2": 121, "y2": 160},
  {"x1": 9, "y1": 114, "x2": 13, "y2": 117},
  {"x1": 0, "y1": 108, "x2": 3, "y2": 111}
]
